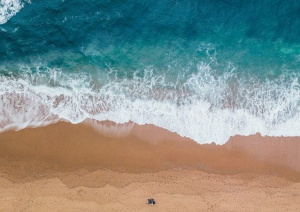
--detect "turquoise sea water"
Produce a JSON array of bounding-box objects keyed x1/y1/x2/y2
[{"x1": 1, "y1": 0, "x2": 300, "y2": 144}]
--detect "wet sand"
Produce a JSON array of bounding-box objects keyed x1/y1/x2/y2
[{"x1": 0, "y1": 121, "x2": 299, "y2": 211}]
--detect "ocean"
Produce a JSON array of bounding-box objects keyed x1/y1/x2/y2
[{"x1": 1, "y1": 0, "x2": 300, "y2": 144}]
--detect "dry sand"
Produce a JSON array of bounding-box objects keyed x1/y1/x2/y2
[{"x1": 0, "y1": 121, "x2": 299, "y2": 211}]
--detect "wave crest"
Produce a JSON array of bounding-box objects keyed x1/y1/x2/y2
[
  {"x1": 0, "y1": 0, "x2": 30, "y2": 25},
  {"x1": 1, "y1": 65, "x2": 300, "y2": 144}
]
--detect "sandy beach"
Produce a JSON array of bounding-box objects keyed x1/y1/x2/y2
[
  {"x1": 0, "y1": 121, "x2": 299, "y2": 211},
  {"x1": 2, "y1": 0, "x2": 300, "y2": 211}
]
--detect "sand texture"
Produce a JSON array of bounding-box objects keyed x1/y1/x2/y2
[{"x1": 0, "y1": 122, "x2": 299, "y2": 211}]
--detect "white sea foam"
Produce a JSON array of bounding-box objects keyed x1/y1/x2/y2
[
  {"x1": 0, "y1": 0, "x2": 29, "y2": 24},
  {"x1": 0, "y1": 65, "x2": 300, "y2": 144}
]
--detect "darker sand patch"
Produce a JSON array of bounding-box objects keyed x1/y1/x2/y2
[{"x1": 0, "y1": 121, "x2": 299, "y2": 184}]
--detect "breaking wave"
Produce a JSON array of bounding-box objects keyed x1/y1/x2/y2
[
  {"x1": 0, "y1": 0, "x2": 29, "y2": 25},
  {"x1": 1, "y1": 64, "x2": 300, "y2": 144}
]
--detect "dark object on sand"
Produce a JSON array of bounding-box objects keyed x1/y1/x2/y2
[{"x1": 147, "y1": 198, "x2": 156, "y2": 205}]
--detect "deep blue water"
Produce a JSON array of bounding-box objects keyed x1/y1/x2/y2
[
  {"x1": 1, "y1": 0, "x2": 300, "y2": 76},
  {"x1": 0, "y1": 0, "x2": 300, "y2": 144}
]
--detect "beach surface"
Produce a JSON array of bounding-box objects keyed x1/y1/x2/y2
[{"x1": 0, "y1": 122, "x2": 299, "y2": 211}]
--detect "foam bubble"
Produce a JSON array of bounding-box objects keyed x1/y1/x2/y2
[
  {"x1": 0, "y1": 65, "x2": 300, "y2": 144},
  {"x1": 0, "y1": 0, "x2": 29, "y2": 24}
]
